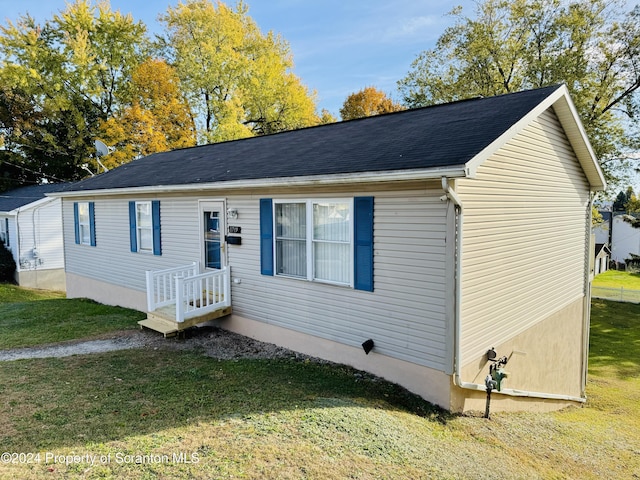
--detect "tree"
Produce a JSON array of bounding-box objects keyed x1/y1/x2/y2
[
  {"x1": 398, "y1": 0, "x2": 640, "y2": 186},
  {"x1": 339, "y1": 86, "x2": 404, "y2": 120},
  {"x1": 98, "y1": 59, "x2": 197, "y2": 167},
  {"x1": 613, "y1": 186, "x2": 636, "y2": 212},
  {"x1": 158, "y1": 0, "x2": 318, "y2": 143},
  {"x1": 626, "y1": 193, "x2": 640, "y2": 215},
  {"x1": 318, "y1": 109, "x2": 337, "y2": 125},
  {"x1": 0, "y1": 1, "x2": 149, "y2": 184}
]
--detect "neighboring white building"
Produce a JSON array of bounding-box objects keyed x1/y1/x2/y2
[
  {"x1": 610, "y1": 214, "x2": 640, "y2": 265},
  {"x1": 52, "y1": 85, "x2": 606, "y2": 413},
  {"x1": 0, "y1": 184, "x2": 68, "y2": 291}
]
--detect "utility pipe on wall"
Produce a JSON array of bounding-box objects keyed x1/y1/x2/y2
[{"x1": 440, "y1": 176, "x2": 587, "y2": 406}]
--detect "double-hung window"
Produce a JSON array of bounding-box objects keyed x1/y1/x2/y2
[
  {"x1": 73, "y1": 202, "x2": 96, "y2": 246},
  {"x1": 136, "y1": 202, "x2": 153, "y2": 253},
  {"x1": 263, "y1": 197, "x2": 373, "y2": 290},
  {"x1": 129, "y1": 200, "x2": 161, "y2": 255}
]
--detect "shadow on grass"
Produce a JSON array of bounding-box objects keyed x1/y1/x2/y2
[
  {"x1": 589, "y1": 299, "x2": 640, "y2": 379},
  {"x1": 0, "y1": 347, "x2": 452, "y2": 452}
]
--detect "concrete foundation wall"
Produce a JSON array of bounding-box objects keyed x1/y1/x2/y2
[
  {"x1": 451, "y1": 296, "x2": 586, "y2": 413},
  {"x1": 16, "y1": 268, "x2": 66, "y2": 292},
  {"x1": 66, "y1": 272, "x2": 146, "y2": 311}
]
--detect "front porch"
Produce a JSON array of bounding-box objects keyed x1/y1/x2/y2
[{"x1": 138, "y1": 262, "x2": 232, "y2": 337}]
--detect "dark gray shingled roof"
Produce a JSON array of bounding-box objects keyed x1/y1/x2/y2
[
  {"x1": 0, "y1": 183, "x2": 70, "y2": 212},
  {"x1": 62, "y1": 85, "x2": 562, "y2": 192}
]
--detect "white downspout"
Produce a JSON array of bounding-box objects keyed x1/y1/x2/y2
[
  {"x1": 581, "y1": 193, "x2": 596, "y2": 398},
  {"x1": 441, "y1": 177, "x2": 586, "y2": 404}
]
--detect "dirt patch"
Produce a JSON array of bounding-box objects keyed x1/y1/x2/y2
[{"x1": 0, "y1": 325, "x2": 304, "y2": 362}]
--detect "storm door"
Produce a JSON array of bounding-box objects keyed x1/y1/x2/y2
[{"x1": 200, "y1": 201, "x2": 226, "y2": 270}]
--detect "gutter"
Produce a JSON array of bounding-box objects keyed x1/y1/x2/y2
[
  {"x1": 441, "y1": 176, "x2": 587, "y2": 406},
  {"x1": 47, "y1": 166, "x2": 469, "y2": 198}
]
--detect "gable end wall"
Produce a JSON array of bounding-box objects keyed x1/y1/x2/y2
[{"x1": 457, "y1": 107, "x2": 590, "y2": 369}]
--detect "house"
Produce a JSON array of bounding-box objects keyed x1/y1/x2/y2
[
  {"x1": 51, "y1": 84, "x2": 606, "y2": 413},
  {"x1": 594, "y1": 243, "x2": 611, "y2": 275},
  {"x1": 611, "y1": 214, "x2": 640, "y2": 266},
  {"x1": 0, "y1": 183, "x2": 68, "y2": 290}
]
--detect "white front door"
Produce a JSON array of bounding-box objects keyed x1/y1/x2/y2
[{"x1": 200, "y1": 201, "x2": 225, "y2": 270}]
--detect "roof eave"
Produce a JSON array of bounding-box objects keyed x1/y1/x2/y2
[{"x1": 48, "y1": 166, "x2": 469, "y2": 198}]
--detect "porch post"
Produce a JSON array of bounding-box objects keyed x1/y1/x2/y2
[
  {"x1": 224, "y1": 267, "x2": 231, "y2": 307},
  {"x1": 145, "y1": 270, "x2": 154, "y2": 312},
  {"x1": 175, "y1": 276, "x2": 185, "y2": 323}
]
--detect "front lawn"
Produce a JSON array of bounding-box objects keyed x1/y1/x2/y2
[
  {"x1": 0, "y1": 292, "x2": 637, "y2": 478},
  {"x1": 0, "y1": 283, "x2": 144, "y2": 349}
]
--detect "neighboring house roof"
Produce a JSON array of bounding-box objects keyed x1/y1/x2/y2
[
  {"x1": 56, "y1": 84, "x2": 606, "y2": 196},
  {"x1": 0, "y1": 183, "x2": 70, "y2": 213},
  {"x1": 595, "y1": 243, "x2": 611, "y2": 256}
]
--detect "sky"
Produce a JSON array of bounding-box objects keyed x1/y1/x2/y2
[{"x1": 0, "y1": 0, "x2": 476, "y2": 117}]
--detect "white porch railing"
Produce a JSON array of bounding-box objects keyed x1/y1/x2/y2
[
  {"x1": 146, "y1": 262, "x2": 231, "y2": 323},
  {"x1": 146, "y1": 262, "x2": 199, "y2": 312},
  {"x1": 175, "y1": 268, "x2": 231, "y2": 322}
]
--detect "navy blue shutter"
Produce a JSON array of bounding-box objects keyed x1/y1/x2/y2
[
  {"x1": 73, "y1": 202, "x2": 80, "y2": 244},
  {"x1": 259, "y1": 198, "x2": 274, "y2": 276},
  {"x1": 354, "y1": 196, "x2": 374, "y2": 292},
  {"x1": 152, "y1": 200, "x2": 161, "y2": 256},
  {"x1": 128, "y1": 201, "x2": 137, "y2": 252},
  {"x1": 88, "y1": 202, "x2": 96, "y2": 246}
]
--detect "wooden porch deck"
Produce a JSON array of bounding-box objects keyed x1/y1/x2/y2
[{"x1": 138, "y1": 304, "x2": 233, "y2": 337}]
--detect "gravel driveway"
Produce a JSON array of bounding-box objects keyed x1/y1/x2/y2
[{"x1": 0, "y1": 325, "x2": 299, "y2": 362}]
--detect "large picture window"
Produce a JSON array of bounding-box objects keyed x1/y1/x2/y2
[
  {"x1": 275, "y1": 199, "x2": 352, "y2": 285},
  {"x1": 261, "y1": 197, "x2": 373, "y2": 291}
]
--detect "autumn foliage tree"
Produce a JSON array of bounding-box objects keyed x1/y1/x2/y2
[
  {"x1": 99, "y1": 59, "x2": 196, "y2": 167},
  {"x1": 0, "y1": 0, "x2": 149, "y2": 185},
  {"x1": 398, "y1": 0, "x2": 640, "y2": 186},
  {"x1": 339, "y1": 87, "x2": 404, "y2": 121},
  {"x1": 159, "y1": 0, "x2": 318, "y2": 143},
  {"x1": 0, "y1": 0, "x2": 323, "y2": 189}
]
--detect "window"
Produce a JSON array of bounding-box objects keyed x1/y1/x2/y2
[
  {"x1": 261, "y1": 197, "x2": 374, "y2": 291},
  {"x1": 1, "y1": 218, "x2": 8, "y2": 247},
  {"x1": 73, "y1": 202, "x2": 96, "y2": 246},
  {"x1": 129, "y1": 200, "x2": 161, "y2": 255},
  {"x1": 136, "y1": 202, "x2": 153, "y2": 252}
]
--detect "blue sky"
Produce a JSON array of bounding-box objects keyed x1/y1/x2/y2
[{"x1": 0, "y1": 0, "x2": 475, "y2": 116}]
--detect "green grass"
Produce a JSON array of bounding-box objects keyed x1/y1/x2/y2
[
  {"x1": 0, "y1": 287, "x2": 638, "y2": 479},
  {"x1": 592, "y1": 269, "x2": 640, "y2": 289},
  {"x1": 0, "y1": 283, "x2": 66, "y2": 303},
  {"x1": 0, "y1": 283, "x2": 144, "y2": 349}
]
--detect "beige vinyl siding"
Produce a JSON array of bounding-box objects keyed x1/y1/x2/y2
[
  {"x1": 63, "y1": 196, "x2": 203, "y2": 293},
  {"x1": 457, "y1": 107, "x2": 590, "y2": 365},
  {"x1": 226, "y1": 185, "x2": 449, "y2": 370},
  {"x1": 63, "y1": 183, "x2": 450, "y2": 370}
]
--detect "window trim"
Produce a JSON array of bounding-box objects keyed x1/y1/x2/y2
[
  {"x1": 273, "y1": 198, "x2": 354, "y2": 287},
  {"x1": 136, "y1": 201, "x2": 153, "y2": 253},
  {"x1": 129, "y1": 200, "x2": 161, "y2": 255},
  {"x1": 73, "y1": 201, "x2": 96, "y2": 247}
]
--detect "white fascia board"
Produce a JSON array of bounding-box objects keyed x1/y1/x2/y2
[
  {"x1": 47, "y1": 166, "x2": 469, "y2": 198},
  {"x1": 464, "y1": 84, "x2": 606, "y2": 191},
  {"x1": 12, "y1": 196, "x2": 57, "y2": 214}
]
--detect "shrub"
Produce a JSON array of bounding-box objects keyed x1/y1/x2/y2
[{"x1": 0, "y1": 239, "x2": 16, "y2": 283}]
